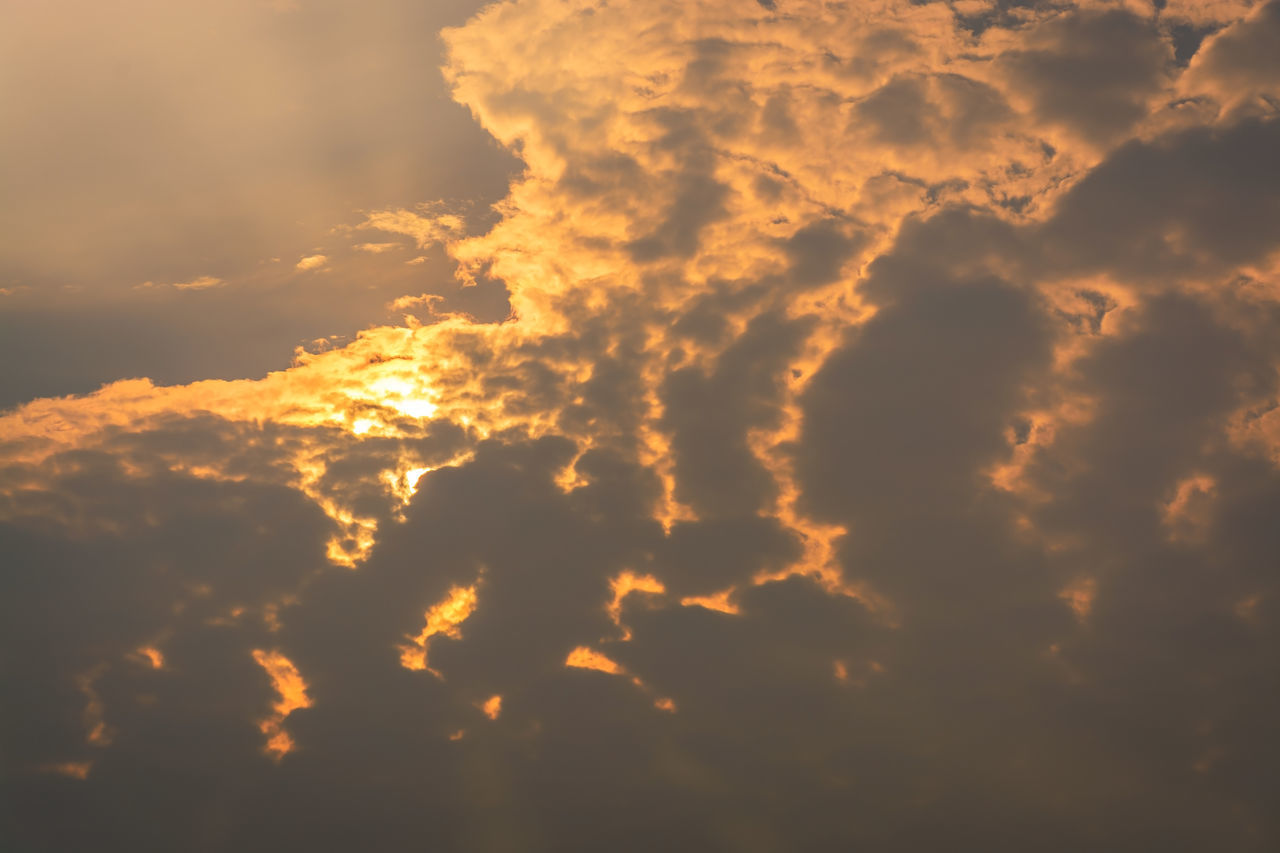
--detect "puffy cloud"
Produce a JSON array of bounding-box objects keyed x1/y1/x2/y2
[
  {"x1": 294, "y1": 255, "x2": 330, "y2": 272},
  {"x1": 3, "y1": 0, "x2": 1280, "y2": 850}
]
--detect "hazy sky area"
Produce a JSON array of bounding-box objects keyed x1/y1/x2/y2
[
  {"x1": 2, "y1": 0, "x2": 1280, "y2": 850},
  {"x1": 0, "y1": 0, "x2": 517, "y2": 407}
]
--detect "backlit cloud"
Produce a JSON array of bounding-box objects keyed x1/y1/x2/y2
[{"x1": 2, "y1": 1, "x2": 1279, "y2": 850}]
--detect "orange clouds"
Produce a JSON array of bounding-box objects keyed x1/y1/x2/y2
[
  {"x1": 252, "y1": 649, "x2": 313, "y2": 759},
  {"x1": 2, "y1": 0, "x2": 1266, "y2": 601},
  {"x1": 1059, "y1": 576, "x2": 1098, "y2": 622},
  {"x1": 295, "y1": 255, "x2": 330, "y2": 272},
  {"x1": 400, "y1": 582, "x2": 481, "y2": 675},
  {"x1": 564, "y1": 646, "x2": 624, "y2": 676},
  {"x1": 4, "y1": 1, "x2": 1280, "y2": 848},
  {"x1": 607, "y1": 571, "x2": 666, "y2": 639}
]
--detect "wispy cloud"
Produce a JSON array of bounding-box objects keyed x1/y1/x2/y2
[
  {"x1": 135, "y1": 275, "x2": 226, "y2": 291},
  {"x1": 172, "y1": 275, "x2": 225, "y2": 291}
]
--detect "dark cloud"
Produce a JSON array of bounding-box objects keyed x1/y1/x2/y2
[
  {"x1": 1003, "y1": 8, "x2": 1172, "y2": 145},
  {"x1": 1042, "y1": 117, "x2": 1280, "y2": 280},
  {"x1": 663, "y1": 311, "x2": 810, "y2": 517},
  {"x1": 798, "y1": 258, "x2": 1053, "y2": 523}
]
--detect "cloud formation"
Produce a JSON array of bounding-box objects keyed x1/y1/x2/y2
[{"x1": 2, "y1": 0, "x2": 1280, "y2": 850}]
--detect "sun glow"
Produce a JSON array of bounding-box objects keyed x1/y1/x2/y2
[
  {"x1": 362, "y1": 375, "x2": 439, "y2": 420},
  {"x1": 383, "y1": 465, "x2": 436, "y2": 506},
  {"x1": 0, "y1": 317, "x2": 530, "y2": 570}
]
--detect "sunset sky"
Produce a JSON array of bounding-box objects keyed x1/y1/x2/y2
[{"x1": 2, "y1": 0, "x2": 1279, "y2": 849}]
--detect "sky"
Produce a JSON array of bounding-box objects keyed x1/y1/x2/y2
[{"x1": 1, "y1": 0, "x2": 1278, "y2": 849}]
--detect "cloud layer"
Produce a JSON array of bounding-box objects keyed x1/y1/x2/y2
[{"x1": 3, "y1": 1, "x2": 1280, "y2": 850}]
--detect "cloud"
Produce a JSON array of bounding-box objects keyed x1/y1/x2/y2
[
  {"x1": 358, "y1": 206, "x2": 467, "y2": 249},
  {"x1": 1180, "y1": 0, "x2": 1280, "y2": 109},
  {"x1": 295, "y1": 254, "x2": 329, "y2": 272},
  {"x1": 3, "y1": 0, "x2": 1280, "y2": 850},
  {"x1": 157, "y1": 275, "x2": 226, "y2": 291},
  {"x1": 999, "y1": 7, "x2": 1172, "y2": 147}
]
